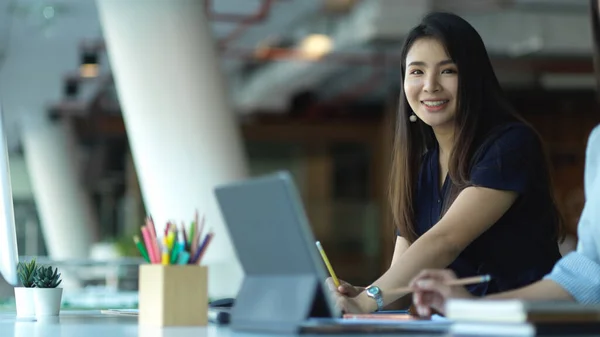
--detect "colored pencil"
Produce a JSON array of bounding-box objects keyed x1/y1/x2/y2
[
  {"x1": 195, "y1": 232, "x2": 214, "y2": 265},
  {"x1": 402, "y1": 274, "x2": 492, "y2": 294},
  {"x1": 141, "y1": 226, "x2": 158, "y2": 263},
  {"x1": 133, "y1": 235, "x2": 150, "y2": 263},
  {"x1": 146, "y1": 216, "x2": 160, "y2": 264},
  {"x1": 316, "y1": 241, "x2": 339, "y2": 287}
]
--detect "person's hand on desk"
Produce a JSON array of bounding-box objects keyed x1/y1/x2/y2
[
  {"x1": 410, "y1": 269, "x2": 474, "y2": 317},
  {"x1": 334, "y1": 293, "x2": 372, "y2": 314},
  {"x1": 325, "y1": 277, "x2": 371, "y2": 313},
  {"x1": 325, "y1": 277, "x2": 364, "y2": 297}
]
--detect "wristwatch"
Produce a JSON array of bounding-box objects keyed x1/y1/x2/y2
[{"x1": 365, "y1": 285, "x2": 384, "y2": 311}]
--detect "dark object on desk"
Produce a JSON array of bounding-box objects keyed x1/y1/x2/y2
[
  {"x1": 208, "y1": 308, "x2": 231, "y2": 325},
  {"x1": 209, "y1": 298, "x2": 235, "y2": 308},
  {"x1": 207, "y1": 298, "x2": 235, "y2": 324}
]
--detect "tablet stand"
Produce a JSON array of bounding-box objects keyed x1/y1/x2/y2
[{"x1": 230, "y1": 274, "x2": 332, "y2": 333}]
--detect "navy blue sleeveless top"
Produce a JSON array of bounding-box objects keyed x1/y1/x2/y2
[{"x1": 405, "y1": 123, "x2": 561, "y2": 296}]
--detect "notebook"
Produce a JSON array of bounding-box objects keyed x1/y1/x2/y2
[
  {"x1": 450, "y1": 321, "x2": 600, "y2": 336},
  {"x1": 446, "y1": 299, "x2": 600, "y2": 323}
]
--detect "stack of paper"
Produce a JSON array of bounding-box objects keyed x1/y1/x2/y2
[{"x1": 446, "y1": 299, "x2": 600, "y2": 336}]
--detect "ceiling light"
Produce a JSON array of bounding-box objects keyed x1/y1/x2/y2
[
  {"x1": 80, "y1": 51, "x2": 99, "y2": 78},
  {"x1": 299, "y1": 34, "x2": 333, "y2": 60}
]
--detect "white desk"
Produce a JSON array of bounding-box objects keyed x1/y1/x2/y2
[
  {"x1": 4, "y1": 310, "x2": 596, "y2": 337},
  {"x1": 4, "y1": 311, "x2": 230, "y2": 337},
  {"x1": 0, "y1": 311, "x2": 445, "y2": 337}
]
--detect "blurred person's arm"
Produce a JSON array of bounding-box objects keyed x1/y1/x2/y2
[{"x1": 411, "y1": 271, "x2": 573, "y2": 317}]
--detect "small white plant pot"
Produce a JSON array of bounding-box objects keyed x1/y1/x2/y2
[
  {"x1": 14, "y1": 287, "x2": 36, "y2": 317},
  {"x1": 33, "y1": 288, "x2": 63, "y2": 317}
]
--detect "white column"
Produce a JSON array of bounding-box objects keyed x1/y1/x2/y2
[
  {"x1": 22, "y1": 119, "x2": 97, "y2": 260},
  {"x1": 96, "y1": 0, "x2": 246, "y2": 298}
]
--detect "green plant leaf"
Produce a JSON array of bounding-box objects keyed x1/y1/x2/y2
[
  {"x1": 17, "y1": 258, "x2": 37, "y2": 287},
  {"x1": 33, "y1": 265, "x2": 62, "y2": 288}
]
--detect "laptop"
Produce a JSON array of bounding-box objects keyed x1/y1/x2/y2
[{"x1": 215, "y1": 171, "x2": 450, "y2": 334}]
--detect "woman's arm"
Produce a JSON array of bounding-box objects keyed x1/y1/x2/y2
[
  {"x1": 390, "y1": 236, "x2": 410, "y2": 266},
  {"x1": 351, "y1": 185, "x2": 518, "y2": 313},
  {"x1": 327, "y1": 237, "x2": 412, "y2": 299},
  {"x1": 384, "y1": 237, "x2": 412, "y2": 309}
]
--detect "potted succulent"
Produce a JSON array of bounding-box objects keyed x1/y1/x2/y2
[
  {"x1": 32, "y1": 265, "x2": 63, "y2": 317},
  {"x1": 14, "y1": 258, "x2": 37, "y2": 317}
]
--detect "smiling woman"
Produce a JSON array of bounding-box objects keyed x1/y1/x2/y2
[{"x1": 325, "y1": 12, "x2": 566, "y2": 315}]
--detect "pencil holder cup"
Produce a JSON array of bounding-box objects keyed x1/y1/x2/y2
[{"x1": 138, "y1": 265, "x2": 208, "y2": 327}]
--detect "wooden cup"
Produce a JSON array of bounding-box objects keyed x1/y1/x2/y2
[{"x1": 138, "y1": 265, "x2": 208, "y2": 326}]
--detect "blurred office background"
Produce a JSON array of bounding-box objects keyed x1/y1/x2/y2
[{"x1": 0, "y1": 0, "x2": 598, "y2": 308}]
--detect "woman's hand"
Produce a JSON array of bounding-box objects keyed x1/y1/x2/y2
[
  {"x1": 325, "y1": 278, "x2": 371, "y2": 313},
  {"x1": 325, "y1": 278, "x2": 364, "y2": 298},
  {"x1": 410, "y1": 269, "x2": 474, "y2": 317},
  {"x1": 334, "y1": 295, "x2": 370, "y2": 314}
]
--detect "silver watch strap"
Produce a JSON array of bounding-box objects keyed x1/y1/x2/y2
[{"x1": 374, "y1": 293, "x2": 384, "y2": 311}]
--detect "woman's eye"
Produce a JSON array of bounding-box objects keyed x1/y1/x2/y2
[
  {"x1": 409, "y1": 69, "x2": 423, "y2": 75},
  {"x1": 442, "y1": 69, "x2": 457, "y2": 74}
]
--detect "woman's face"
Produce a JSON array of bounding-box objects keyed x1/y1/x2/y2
[{"x1": 403, "y1": 37, "x2": 458, "y2": 130}]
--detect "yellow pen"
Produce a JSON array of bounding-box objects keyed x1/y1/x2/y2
[
  {"x1": 315, "y1": 241, "x2": 340, "y2": 287},
  {"x1": 166, "y1": 231, "x2": 175, "y2": 251},
  {"x1": 161, "y1": 237, "x2": 170, "y2": 265}
]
